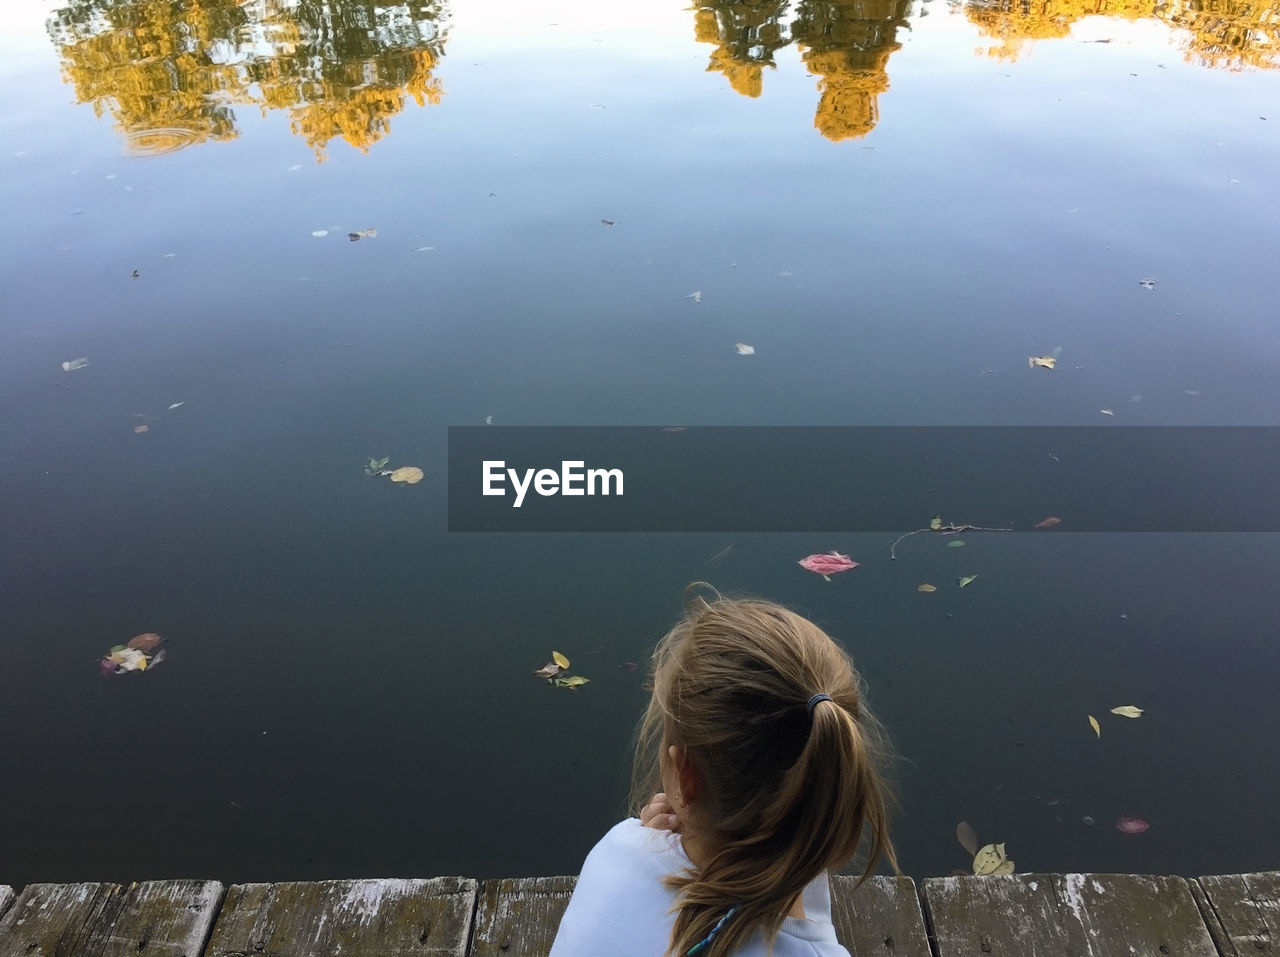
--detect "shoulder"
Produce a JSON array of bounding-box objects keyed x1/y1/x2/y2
[
  {"x1": 771, "y1": 920, "x2": 849, "y2": 957},
  {"x1": 548, "y1": 820, "x2": 686, "y2": 957},
  {"x1": 577, "y1": 818, "x2": 690, "y2": 889}
]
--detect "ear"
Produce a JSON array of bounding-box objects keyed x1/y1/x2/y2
[{"x1": 668, "y1": 744, "x2": 700, "y2": 806}]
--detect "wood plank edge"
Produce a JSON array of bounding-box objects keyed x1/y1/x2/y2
[
  {"x1": 183, "y1": 880, "x2": 229, "y2": 957},
  {"x1": 462, "y1": 878, "x2": 488, "y2": 956},
  {"x1": 913, "y1": 879, "x2": 943, "y2": 957},
  {"x1": 1190, "y1": 878, "x2": 1237, "y2": 957}
]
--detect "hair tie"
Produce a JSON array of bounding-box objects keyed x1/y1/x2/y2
[
  {"x1": 807, "y1": 693, "x2": 833, "y2": 717},
  {"x1": 687, "y1": 905, "x2": 739, "y2": 957}
]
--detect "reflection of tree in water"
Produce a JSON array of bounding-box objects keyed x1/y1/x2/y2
[
  {"x1": 46, "y1": 0, "x2": 449, "y2": 159},
  {"x1": 695, "y1": 0, "x2": 1278, "y2": 141},
  {"x1": 965, "y1": 0, "x2": 1278, "y2": 70},
  {"x1": 793, "y1": 0, "x2": 911, "y2": 140},
  {"x1": 695, "y1": 1, "x2": 792, "y2": 96},
  {"x1": 692, "y1": 0, "x2": 911, "y2": 141}
]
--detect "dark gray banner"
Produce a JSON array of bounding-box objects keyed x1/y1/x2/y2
[{"x1": 447, "y1": 426, "x2": 1278, "y2": 532}]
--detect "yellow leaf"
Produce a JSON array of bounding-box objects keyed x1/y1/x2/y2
[
  {"x1": 1110, "y1": 705, "x2": 1144, "y2": 718},
  {"x1": 957, "y1": 575, "x2": 978, "y2": 588},
  {"x1": 1028, "y1": 356, "x2": 1056, "y2": 369},
  {"x1": 930, "y1": 516, "x2": 942, "y2": 531},
  {"x1": 972, "y1": 842, "x2": 1015, "y2": 876},
  {"x1": 917, "y1": 583, "x2": 937, "y2": 593},
  {"x1": 552, "y1": 650, "x2": 570, "y2": 670},
  {"x1": 1088, "y1": 714, "x2": 1100, "y2": 738},
  {"x1": 554, "y1": 675, "x2": 590, "y2": 689},
  {"x1": 388, "y1": 466, "x2": 424, "y2": 484}
]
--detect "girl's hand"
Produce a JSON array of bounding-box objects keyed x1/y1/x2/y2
[{"x1": 640, "y1": 792, "x2": 681, "y2": 832}]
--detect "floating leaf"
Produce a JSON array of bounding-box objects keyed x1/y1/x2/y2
[
  {"x1": 930, "y1": 516, "x2": 943, "y2": 531},
  {"x1": 798, "y1": 552, "x2": 859, "y2": 581},
  {"x1": 127, "y1": 632, "x2": 164, "y2": 652},
  {"x1": 956, "y1": 820, "x2": 979, "y2": 856},
  {"x1": 947, "y1": 540, "x2": 965, "y2": 548},
  {"x1": 1115, "y1": 817, "x2": 1150, "y2": 834},
  {"x1": 552, "y1": 651, "x2": 571, "y2": 670},
  {"x1": 554, "y1": 675, "x2": 590, "y2": 689},
  {"x1": 1034, "y1": 516, "x2": 1061, "y2": 529},
  {"x1": 687, "y1": 291, "x2": 702, "y2": 303},
  {"x1": 972, "y1": 842, "x2": 1015, "y2": 876},
  {"x1": 61, "y1": 357, "x2": 89, "y2": 372},
  {"x1": 102, "y1": 634, "x2": 167, "y2": 675},
  {"x1": 133, "y1": 424, "x2": 149, "y2": 434},
  {"x1": 167, "y1": 402, "x2": 184, "y2": 410},
  {"x1": 1138, "y1": 278, "x2": 1157, "y2": 290},
  {"x1": 533, "y1": 662, "x2": 564, "y2": 679},
  {"x1": 1110, "y1": 705, "x2": 1143, "y2": 718},
  {"x1": 957, "y1": 575, "x2": 978, "y2": 588},
  {"x1": 388, "y1": 466, "x2": 424, "y2": 485},
  {"x1": 1100, "y1": 409, "x2": 1115, "y2": 416},
  {"x1": 1088, "y1": 714, "x2": 1101, "y2": 738},
  {"x1": 1028, "y1": 355, "x2": 1056, "y2": 369},
  {"x1": 364, "y1": 456, "x2": 391, "y2": 476},
  {"x1": 348, "y1": 227, "x2": 378, "y2": 241},
  {"x1": 917, "y1": 583, "x2": 937, "y2": 593},
  {"x1": 735, "y1": 342, "x2": 755, "y2": 355},
  {"x1": 108, "y1": 647, "x2": 147, "y2": 672}
]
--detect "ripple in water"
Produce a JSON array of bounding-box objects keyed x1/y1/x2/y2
[{"x1": 124, "y1": 128, "x2": 202, "y2": 157}]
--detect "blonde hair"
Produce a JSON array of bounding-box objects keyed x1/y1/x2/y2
[{"x1": 629, "y1": 585, "x2": 897, "y2": 957}]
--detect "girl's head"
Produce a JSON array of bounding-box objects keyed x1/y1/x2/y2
[{"x1": 630, "y1": 586, "x2": 896, "y2": 957}]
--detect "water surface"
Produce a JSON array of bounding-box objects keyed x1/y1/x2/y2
[{"x1": 1, "y1": 0, "x2": 1278, "y2": 886}]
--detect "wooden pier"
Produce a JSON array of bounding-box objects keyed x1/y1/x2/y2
[{"x1": 0, "y1": 870, "x2": 1275, "y2": 956}]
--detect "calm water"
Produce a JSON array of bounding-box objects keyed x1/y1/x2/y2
[{"x1": 1, "y1": 0, "x2": 1279, "y2": 887}]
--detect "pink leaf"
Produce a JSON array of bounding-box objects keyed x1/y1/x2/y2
[
  {"x1": 798, "y1": 552, "x2": 860, "y2": 577},
  {"x1": 1115, "y1": 817, "x2": 1150, "y2": 834}
]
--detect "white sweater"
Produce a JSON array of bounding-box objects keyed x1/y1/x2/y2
[{"x1": 548, "y1": 819, "x2": 851, "y2": 957}]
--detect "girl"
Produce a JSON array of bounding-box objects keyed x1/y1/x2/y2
[{"x1": 549, "y1": 587, "x2": 896, "y2": 957}]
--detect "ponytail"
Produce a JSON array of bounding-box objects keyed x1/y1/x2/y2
[{"x1": 630, "y1": 595, "x2": 897, "y2": 957}]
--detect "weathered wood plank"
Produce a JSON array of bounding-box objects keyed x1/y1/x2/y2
[
  {"x1": 204, "y1": 877, "x2": 477, "y2": 957},
  {"x1": 1053, "y1": 874, "x2": 1217, "y2": 956},
  {"x1": 923, "y1": 874, "x2": 1062, "y2": 956},
  {"x1": 468, "y1": 877, "x2": 576, "y2": 957},
  {"x1": 830, "y1": 875, "x2": 931, "y2": 957},
  {"x1": 0, "y1": 882, "x2": 120, "y2": 957},
  {"x1": 0, "y1": 889, "x2": 13, "y2": 922},
  {"x1": 1195, "y1": 871, "x2": 1280, "y2": 956},
  {"x1": 922, "y1": 873, "x2": 1217, "y2": 957},
  {"x1": 80, "y1": 879, "x2": 224, "y2": 957}
]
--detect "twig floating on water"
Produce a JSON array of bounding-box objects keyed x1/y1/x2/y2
[{"x1": 889, "y1": 522, "x2": 1013, "y2": 560}]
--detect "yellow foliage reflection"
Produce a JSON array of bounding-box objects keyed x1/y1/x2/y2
[
  {"x1": 966, "y1": 0, "x2": 1279, "y2": 70},
  {"x1": 46, "y1": 0, "x2": 449, "y2": 159},
  {"x1": 695, "y1": 0, "x2": 1278, "y2": 141},
  {"x1": 693, "y1": 0, "x2": 912, "y2": 141}
]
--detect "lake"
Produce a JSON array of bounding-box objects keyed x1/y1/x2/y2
[{"x1": 1, "y1": 0, "x2": 1278, "y2": 888}]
